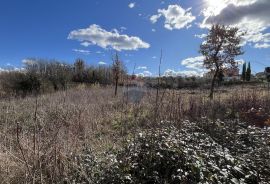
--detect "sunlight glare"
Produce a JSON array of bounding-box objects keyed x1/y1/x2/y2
[{"x1": 204, "y1": 0, "x2": 227, "y2": 16}]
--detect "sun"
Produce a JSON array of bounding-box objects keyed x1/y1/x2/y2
[{"x1": 204, "y1": 0, "x2": 228, "y2": 16}]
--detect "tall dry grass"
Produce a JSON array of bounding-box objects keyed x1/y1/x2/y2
[{"x1": 0, "y1": 84, "x2": 269, "y2": 183}]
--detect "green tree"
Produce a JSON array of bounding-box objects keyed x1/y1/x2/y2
[
  {"x1": 242, "y1": 62, "x2": 246, "y2": 81},
  {"x1": 200, "y1": 25, "x2": 244, "y2": 99},
  {"x1": 246, "y1": 62, "x2": 251, "y2": 81}
]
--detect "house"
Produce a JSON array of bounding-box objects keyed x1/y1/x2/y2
[
  {"x1": 203, "y1": 67, "x2": 240, "y2": 81},
  {"x1": 223, "y1": 67, "x2": 240, "y2": 81},
  {"x1": 255, "y1": 72, "x2": 265, "y2": 79}
]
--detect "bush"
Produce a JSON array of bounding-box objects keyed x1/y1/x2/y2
[
  {"x1": 0, "y1": 71, "x2": 40, "y2": 96},
  {"x1": 69, "y1": 121, "x2": 265, "y2": 184}
]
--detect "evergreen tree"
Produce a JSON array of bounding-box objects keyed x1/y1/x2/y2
[
  {"x1": 242, "y1": 62, "x2": 246, "y2": 81},
  {"x1": 246, "y1": 62, "x2": 251, "y2": 81}
]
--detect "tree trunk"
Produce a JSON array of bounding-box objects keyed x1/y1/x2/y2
[
  {"x1": 114, "y1": 77, "x2": 118, "y2": 96},
  {"x1": 209, "y1": 69, "x2": 219, "y2": 100}
]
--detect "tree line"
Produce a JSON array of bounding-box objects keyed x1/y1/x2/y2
[{"x1": 0, "y1": 57, "x2": 127, "y2": 97}]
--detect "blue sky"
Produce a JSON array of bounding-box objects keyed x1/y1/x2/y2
[{"x1": 0, "y1": 0, "x2": 269, "y2": 76}]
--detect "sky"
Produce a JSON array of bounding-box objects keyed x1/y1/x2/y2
[{"x1": 0, "y1": 0, "x2": 269, "y2": 77}]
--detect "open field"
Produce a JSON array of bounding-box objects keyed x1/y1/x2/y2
[{"x1": 0, "y1": 84, "x2": 270, "y2": 183}]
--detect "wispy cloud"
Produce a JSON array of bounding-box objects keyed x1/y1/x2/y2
[
  {"x1": 194, "y1": 34, "x2": 207, "y2": 39},
  {"x1": 72, "y1": 49, "x2": 91, "y2": 55},
  {"x1": 254, "y1": 43, "x2": 270, "y2": 49},
  {"x1": 136, "y1": 70, "x2": 152, "y2": 77},
  {"x1": 137, "y1": 66, "x2": 147, "y2": 70},
  {"x1": 98, "y1": 61, "x2": 107, "y2": 65}
]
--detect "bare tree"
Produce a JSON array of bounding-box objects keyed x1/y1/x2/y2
[
  {"x1": 74, "y1": 58, "x2": 86, "y2": 83},
  {"x1": 200, "y1": 25, "x2": 244, "y2": 99},
  {"x1": 112, "y1": 52, "x2": 125, "y2": 96}
]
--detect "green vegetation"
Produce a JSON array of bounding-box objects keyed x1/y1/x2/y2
[
  {"x1": 246, "y1": 62, "x2": 251, "y2": 82},
  {"x1": 242, "y1": 62, "x2": 247, "y2": 81}
]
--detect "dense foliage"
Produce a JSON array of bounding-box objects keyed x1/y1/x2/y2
[{"x1": 68, "y1": 120, "x2": 270, "y2": 184}]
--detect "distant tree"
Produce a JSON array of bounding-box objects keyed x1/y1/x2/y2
[
  {"x1": 0, "y1": 71, "x2": 40, "y2": 96},
  {"x1": 242, "y1": 62, "x2": 246, "y2": 81},
  {"x1": 112, "y1": 52, "x2": 126, "y2": 96},
  {"x1": 200, "y1": 25, "x2": 244, "y2": 99},
  {"x1": 73, "y1": 59, "x2": 86, "y2": 83},
  {"x1": 24, "y1": 59, "x2": 73, "y2": 91},
  {"x1": 112, "y1": 52, "x2": 121, "y2": 96},
  {"x1": 246, "y1": 62, "x2": 251, "y2": 81}
]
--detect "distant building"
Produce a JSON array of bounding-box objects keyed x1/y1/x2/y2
[
  {"x1": 223, "y1": 67, "x2": 240, "y2": 81},
  {"x1": 255, "y1": 72, "x2": 265, "y2": 79},
  {"x1": 203, "y1": 67, "x2": 240, "y2": 81}
]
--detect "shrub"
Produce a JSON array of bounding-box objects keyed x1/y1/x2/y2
[
  {"x1": 0, "y1": 71, "x2": 40, "y2": 96},
  {"x1": 70, "y1": 121, "x2": 263, "y2": 184}
]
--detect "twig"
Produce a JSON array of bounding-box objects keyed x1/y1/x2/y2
[{"x1": 16, "y1": 122, "x2": 32, "y2": 179}]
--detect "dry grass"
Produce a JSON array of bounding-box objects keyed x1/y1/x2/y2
[{"x1": 0, "y1": 84, "x2": 269, "y2": 183}]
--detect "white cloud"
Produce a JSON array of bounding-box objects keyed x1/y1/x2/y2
[
  {"x1": 181, "y1": 56, "x2": 205, "y2": 70},
  {"x1": 194, "y1": 33, "x2": 207, "y2": 39},
  {"x1": 98, "y1": 61, "x2": 107, "y2": 65},
  {"x1": 120, "y1": 26, "x2": 127, "y2": 32},
  {"x1": 150, "y1": 14, "x2": 162, "y2": 24},
  {"x1": 22, "y1": 59, "x2": 38, "y2": 65},
  {"x1": 176, "y1": 56, "x2": 208, "y2": 77},
  {"x1": 136, "y1": 70, "x2": 152, "y2": 77},
  {"x1": 72, "y1": 49, "x2": 91, "y2": 55},
  {"x1": 152, "y1": 28, "x2": 156, "y2": 32},
  {"x1": 201, "y1": 0, "x2": 270, "y2": 48},
  {"x1": 68, "y1": 24, "x2": 150, "y2": 51},
  {"x1": 177, "y1": 70, "x2": 203, "y2": 77},
  {"x1": 235, "y1": 59, "x2": 245, "y2": 65},
  {"x1": 254, "y1": 43, "x2": 270, "y2": 48},
  {"x1": 137, "y1": 66, "x2": 147, "y2": 70},
  {"x1": 178, "y1": 56, "x2": 245, "y2": 77},
  {"x1": 81, "y1": 42, "x2": 92, "y2": 47},
  {"x1": 0, "y1": 68, "x2": 7, "y2": 72},
  {"x1": 163, "y1": 69, "x2": 179, "y2": 77},
  {"x1": 0, "y1": 63, "x2": 23, "y2": 72},
  {"x1": 152, "y1": 56, "x2": 157, "y2": 59},
  {"x1": 163, "y1": 69, "x2": 203, "y2": 77},
  {"x1": 128, "y1": 2, "x2": 135, "y2": 8},
  {"x1": 150, "y1": 4, "x2": 196, "y2": 30}
]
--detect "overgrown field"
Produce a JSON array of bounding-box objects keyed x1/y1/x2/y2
[{"x1": 0, "y1": 85, "x2": 270, "y2": 183}]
